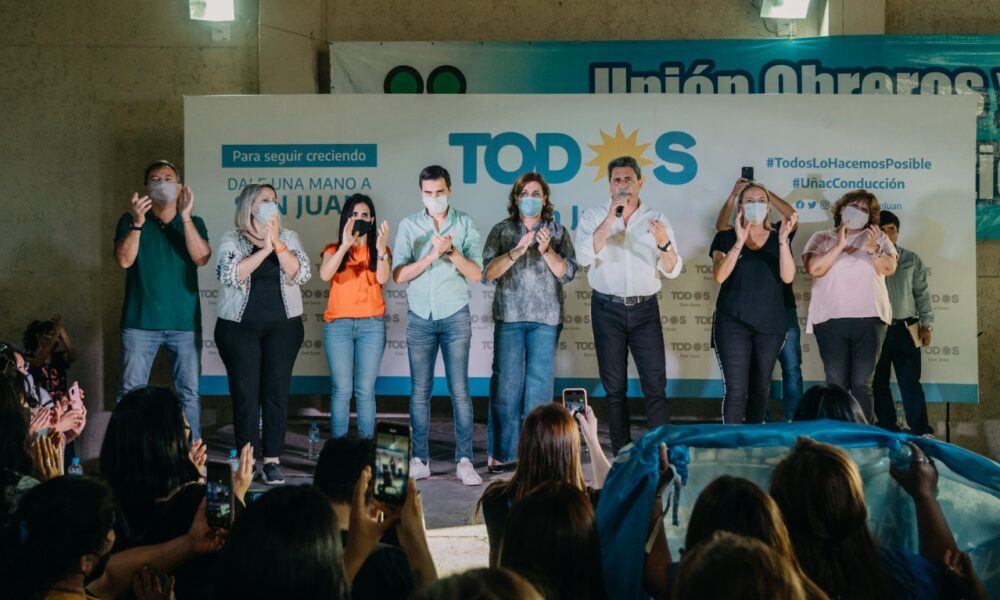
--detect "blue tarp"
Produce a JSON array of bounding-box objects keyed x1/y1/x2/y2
[{"x1": 596, "y1": 420, "x2": 1000, "y2": 599}]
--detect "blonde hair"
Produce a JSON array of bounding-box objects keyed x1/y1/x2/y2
[
  {"x1": 234, "y1": 184, "x2": 281, "y2": 234},
  {"x1": 738, "y1": 182, "x2": 773, "y2": 230}
]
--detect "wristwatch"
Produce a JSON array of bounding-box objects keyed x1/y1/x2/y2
[
  {"x1": 444, "y1": 247, "x2": 455, "y2": 256},
  {"x1": 130, "y1": 224, "x2": 143, "y2": 231},
  {"x1": 657, "y1": 240, "x2": 673, "y2": 252}
]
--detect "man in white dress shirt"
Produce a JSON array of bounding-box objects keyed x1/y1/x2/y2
[{"x1": 576, "y1": 156, "x2": 682, "y2": 454}]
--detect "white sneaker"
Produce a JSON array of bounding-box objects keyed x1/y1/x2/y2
[
  {"x1": 410, "y1": 457, "x2": 430, "y2": 480},
  {"x1": 456, "y1": 458, "x2": 482, "y2": 486}
]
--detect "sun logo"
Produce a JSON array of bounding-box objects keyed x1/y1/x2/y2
[{"x1": 585, "y1": 124, "x2": 655, "y2": 182}]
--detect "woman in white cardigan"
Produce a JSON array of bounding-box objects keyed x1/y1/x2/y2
[{"x1": 215, "y1": 183, "x2": 311, "y2": 485}]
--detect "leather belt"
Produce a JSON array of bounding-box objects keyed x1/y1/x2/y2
[{"x1": 592, "y1": 291, "x2": 656, "y2": 306}]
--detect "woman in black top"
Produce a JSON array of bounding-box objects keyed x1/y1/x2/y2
[
  {"x1": 100, "y1": 386, "x2": 252, "y2": 600},
  {"x1": 215, "y1": 183, "x2": 311, "y2": 485},
  {"x1": 710, "y1": 182, "x2": 796, "y2": 423}
]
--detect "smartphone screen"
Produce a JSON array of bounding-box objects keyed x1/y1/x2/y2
[
  {"x1": 206, "y1": 461, "x2": 234, "y2": 529},
  {"x1": 741, "y1": 166, "x2": 754, "y2": 180},
  {"x1": 562, "y1": 388, "x2": 588, "y2": 414},
  {"x1": 373, "y1": 422, "x2": 410, "y2": 505}
]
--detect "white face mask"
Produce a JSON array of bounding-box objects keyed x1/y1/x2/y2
[
  {"x1": 742, "y1": 202, "x2": 768, "y2": 225},
  {"x1": 841, "y1": 205, "x2": 869, "y2": 230},
  {"x1": 148, "y1": 180, "x2": 179, "y2": 204},
  {"x1": 422, "y1": 195, "x2": 449, "y2": 216},
  {"x1": 254, "y1": 201, "x2": 280, "y2": 225}
]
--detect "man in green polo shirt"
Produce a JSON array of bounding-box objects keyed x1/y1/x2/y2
[{"x1": 113, "y1": 160, "x2": 212, "y2": 439}]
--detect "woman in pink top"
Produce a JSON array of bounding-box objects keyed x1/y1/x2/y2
[{"x1": 802, "y1": 190, "x2": 897, "y2": 419}]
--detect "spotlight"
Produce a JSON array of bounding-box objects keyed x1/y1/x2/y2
[
  {"x1": 760, "y1": 0, "x2": 810, "y2": 19},
  {"x1": 189, "y1": 0, "x2": 235, "y2": 22}
]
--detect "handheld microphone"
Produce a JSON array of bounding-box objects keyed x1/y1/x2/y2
[{"x1": 615, "y1": 190, "x2": 627, "y2": 217}]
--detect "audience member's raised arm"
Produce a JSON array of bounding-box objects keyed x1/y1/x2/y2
[
  {"x1": 344, "y1": 466, "x2": 400, "y2": 581},
  {"x1": 889, "y1": 443, "x2": 960, "y2": 564},
  {"x1": 397, "y1": 478, "x2": 438, "y2": 590},
  {"x1": 90, "y1": 500, "x2": 225, "y2": 599},
  {"x1": 575, "y1": 406, "x2": 612, "y2": 489},
  {"x1": 643, "y1": 443, "x2": 675, "y2": 600}
]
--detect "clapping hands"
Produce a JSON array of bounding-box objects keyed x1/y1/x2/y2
[
  {"x1": 432, "y1": 234, "x2": 455, "y2": 258},
  {"x1": 779, "y1": 212, "x2": 798, "y2": 243},
  {"x1": 375, "y1": 220, "x2": 390, "y2": 254},
  {"x1": 864, "y1": 224, "x2": 881, "y2": 254},
  {"x1": 178, "y1": 186, "x2": 195, "y2": 219}
]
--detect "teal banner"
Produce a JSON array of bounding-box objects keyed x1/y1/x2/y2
[{"x1": 331, "y1": 36, "x2": 1000, "y2": 238}]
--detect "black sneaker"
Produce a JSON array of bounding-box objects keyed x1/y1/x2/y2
[{"x1": 262, "y1": 463, "x2": 285, "y2": 485}]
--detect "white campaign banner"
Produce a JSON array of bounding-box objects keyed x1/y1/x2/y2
[{"x1": 184, "y1": 94, "x2": 978, "y2": 402}]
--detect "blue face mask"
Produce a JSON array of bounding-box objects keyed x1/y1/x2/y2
[
  {"x1": 518, "y1": 196, "x2": 543, "y2": 218},
  {"x1": 254, "y1": 202, "x2": 280, "y2": 225}
]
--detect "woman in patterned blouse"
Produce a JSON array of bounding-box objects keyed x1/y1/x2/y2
[{"x1": 481, "y1": 172, "x2": 579, "y2": 473}]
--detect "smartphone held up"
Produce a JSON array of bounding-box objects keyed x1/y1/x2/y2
[
  {"x1": 206, "y1": 461, "x2": 234, "y2": 529},
  {"x1": 373, "y1": 421, "x2": 411, "y2": 505},
  {"x1": 561, "y1": 387, "x2": 589, "y2": 417}
]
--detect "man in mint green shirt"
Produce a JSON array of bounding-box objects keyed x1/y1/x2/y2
[
  {"x1": 392, "y1": 165, "x2": 483, "y2": 486},
  {"x1": 113, "y1": 160, "x2": 212, "y2": 439}
]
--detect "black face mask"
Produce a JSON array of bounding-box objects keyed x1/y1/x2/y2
[
  {"x1": 351, "y1": 219, "x2": 372, "y2": 237},
  {"x1": 84, "y1": 549, "x2": 113, "y2": 586}
]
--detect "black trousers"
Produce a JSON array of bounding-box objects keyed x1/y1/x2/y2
[
  {"x1": 591, "y1": 294, "x2": 670, "y2": 455},
  {"x1": 215, "y1": 316, "x2": 304, "y2": 458},
  {"x1": 813, "y1": 317, "x2": 887, "y2": 421},
  {"x1": 712, "y1": 312, "x2": 786, "y2": 424},
  {"x1": 873, "y1": 320, "x2": 932, "y2": 435}
]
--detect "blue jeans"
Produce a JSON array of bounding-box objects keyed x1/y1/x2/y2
[
  {"x1": 119, "y1": 328, "x2": 201, "y2": 440},
  {"x1": 487, "y1": 321, "x2": 560, "y2": 462},
  {"x1": 323, "y1": 317, "x2": 386, "y2": 439},
  {"x1": 778, "y1": 308, "x2": 804, "y2": 419},
  {"x1": 406, "y1": 306, "x2": 472, "y2": 463}
]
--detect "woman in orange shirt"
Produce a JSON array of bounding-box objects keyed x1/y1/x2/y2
[{"x1": 319, "y1": 194, "x2": 391, "y2": 439}]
